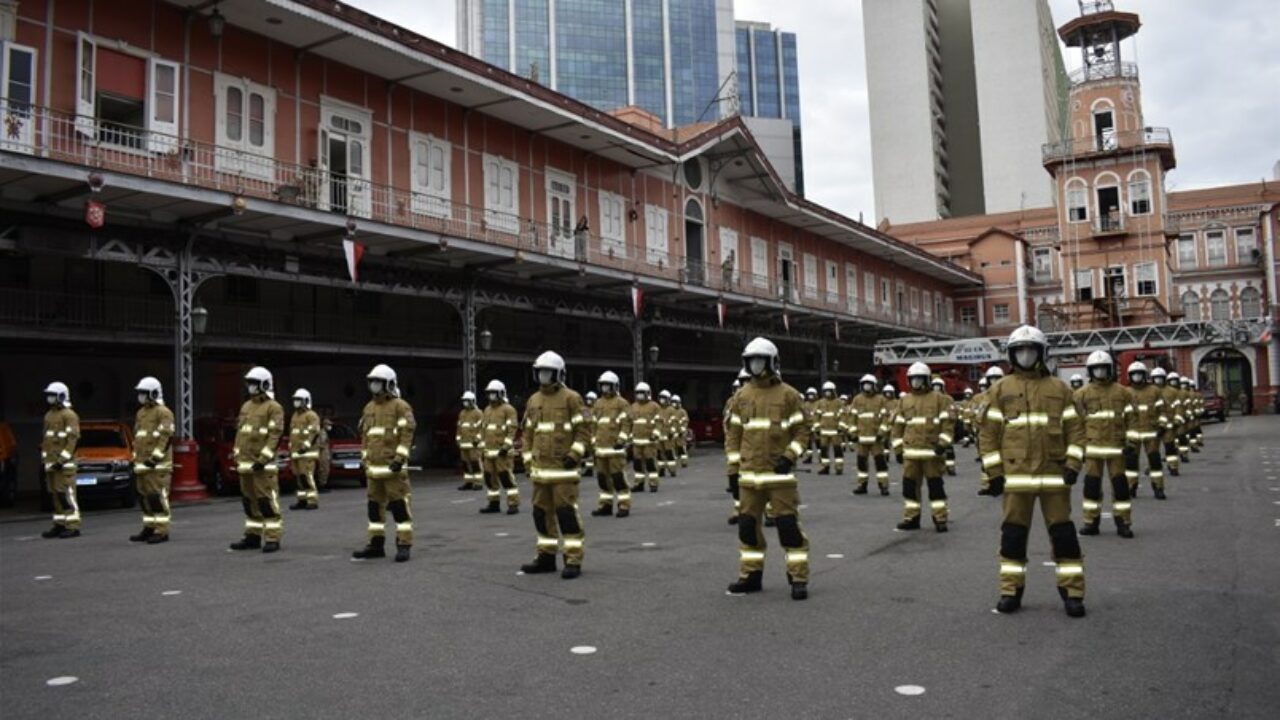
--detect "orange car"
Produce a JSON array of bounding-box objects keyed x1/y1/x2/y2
[{"x1": 43, "y1": 420, "x2": 137, "y2": 509}]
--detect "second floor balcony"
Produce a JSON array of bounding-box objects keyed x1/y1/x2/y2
[{"x1": 1042, "y1": 127, "x2": 1175, "y2": 170}]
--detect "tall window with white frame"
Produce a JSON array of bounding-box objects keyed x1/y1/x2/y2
[
  {"x1": 1239, "y1": 286, "x2": 1262, "y2": 319},
  {"x1": 1135, "y1": 262, "x2": 1157, "y2": 297},
  {"x1": 1209, "y1": 288, "x2": 1230, "y2": 321},
  {"x1": 483, "y1": 154, "x2": 520, "y2": 233},
  {"x1": 0, "y1": 40, "x2": 37, "y2": 153},
  {"x1": 1032, "y1": 247, "x2": 1053, "y2": 282},
  {"x1": 1075, "y1": 268, "x2": 1094, "y2": 302},
  {"x1": 215, "y1": 74, "x2": 276, "y2": 181},
  {"x1": 1180, "y1": 290, "x2": 1201, "y2": 321},
  {"x1": 410, "y1": 132, "x2": 451, "y2": 219},
  {"x1": 1177, "y1": 233, "x2": 1197, "y2": 269},
  {"x1": 1066, "y1": 181, "x2": 1089, "y2": 223},
  {"x1": 960, "y1": 306, "x2": 976, "y2": 327},
  {"x1": 600, "y1": 192, "x2": 626, "y2": 258},
  {"x1": 993, "y1": 303, "x2": 1010, "y2": 325},
  {"x1": 1128, "y1": 171, "x2": 1151, "y2": 215},
  {"x1": 1205, "y1": 230, "x2": 1227, "y2": 267},
  {"x1": 1234, "y1": 227, "x2": 1257, "y2": 265}
]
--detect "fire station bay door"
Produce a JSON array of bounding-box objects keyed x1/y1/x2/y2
[{"x1": 318, "y1": 103, "x2": 372, "y2": 219}]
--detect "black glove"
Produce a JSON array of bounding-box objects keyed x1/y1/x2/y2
[
  {"x1": 498, "y1": 447, "x2": 509, "y2": 458},
  {"x1": 389, "y1": 460, "x2": 404, "y2": 473},
  {"x1": 51, "y1": 462, "x2": 64, "y2": 472},
  {"x1": 895, "y1": 452, "x2": 904, "y2": 465},
  {"x1": 933, "y1": 443, "x2": 947, "y2": 457},
  {"x1": 626, "y1": 447, "x2": 634, "y2": 461},
  {"x1": 144, "y1": 459, "x2": 157, "y2": 469},
  {"x1": 613, "y1": 442, "x2": 626, "y2": 451},
  {"x1": 988, "y1": 475, "x2": 1006, "y2": 497},
  {"x1": 774, "y1": 456, "x2": 794, "y2": 475},
  {"x1": 562, "y1": 456, "x2": 578, "y2": 470},
  {"x1": 1063, "y1": 467, "x2": 1079, "y2": 486}
]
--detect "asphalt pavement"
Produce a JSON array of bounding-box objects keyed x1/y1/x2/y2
[{"x1": 2, "y1": 416, "x2": 1279, "y2": 719}]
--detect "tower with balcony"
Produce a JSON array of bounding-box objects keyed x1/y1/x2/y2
[{"x1": 1041, "y1": 1, "x2": 1176, "y2": 329}]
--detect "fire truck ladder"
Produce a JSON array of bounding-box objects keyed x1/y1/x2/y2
[{"x1": 873, "y1": 319, "x2": 1269, "y2": 365}]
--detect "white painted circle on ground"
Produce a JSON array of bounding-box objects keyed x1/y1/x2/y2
[
  {"x1": 332, "y1": 612, "x2": 359, "y2": 620},
  {"x1": 494, "y1": 532, "x2": 510, "y2": 537},
  {"x1": 516, "y1": 571, "x2": 526, "y2": 576},
  {"x1": 16, "y1": 536, "x2": 35, "y2": 542},
  {"x1": 1042, "y1": 561, "x2": 1056, "y2": 567},
  {"x1": 46, "y1": 676, "x2": 78, "y2": 687},
  {"x1": 895, "y1": 685, "x2": 926, "y2": 696},
  {"x1": 570, "y1": 646, "x2": 597, "y2": 655},
  {"x1": 34, "y1": 575, "x2": 52, "y2": 581},
  {"x1": 798, "y1": 504, "x2": 809, "y2": 510},
  {"x1": 642, "y1": 542, "x2": 657, "y2": 547},
  {"x1": 161, "y1": 590, "x2": 182, "y2": 596},
  {"x1": 826, "y1": 553, "x2": 845, "y2": 559}
]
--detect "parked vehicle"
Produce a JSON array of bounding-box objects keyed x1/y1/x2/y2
[
  {"x1": 688, "y1": 409, "x2": 723, "y2": 444},
  {"x1": 40, "y1": 420, "x2": 135, "y2": 510},
  {"x1": 323, "y1": 421, "x2": 366, "y2": 487},
  {"x1": 195, "y1": 417, "x2": 292, "y2": 496},
  {"x1": 1200, "y1": 390, "x2": 1226, "y2": 422},
  {"x1": 0, "y1": 421, "x2": 19, "y2": 506}
]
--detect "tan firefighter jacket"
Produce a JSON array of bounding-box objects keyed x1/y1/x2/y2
[
  {"x1": 360, "y1": 395, "x2": 416, "y2": 479},
  {"x1": 42, "y1": 406, "x2": 81, "y2": 472},
  {"x1": 850, "y1": 392, "x2": 890, "y2": 444},
  {"x1": 481, "y1": 402, "x2": 518, "y2": 459},
  {"x1": 1073, "y1": 380, "x2": 1134, "y2": 461},
  {"x1": 234, "y1": 395, "x2": 285, "y2": 473},
  {"x1": 978, "y1": 370, "x2": 1086, "y2": 491},
  {"x1": 891, "y1": 389, "x2": 953, "y2": 459},
  {"x1": 522, "y1": 384, "x2": 591, "y2": 484},
  {"x1": 725, "y1": 376, "x2": 810, "y2": 489},
  {"x1": 133, "y1": 403, "x2": 175, "y2": 473},
  {"x1": 592, "y1": 394, "x2": 632, "y2": 459},
  {"x1": 456, "y1": 407, "x2": 484, "y2": 451},
  {"x1": 1126, "y1": 383, "x2": 1165, "y2": 444}
]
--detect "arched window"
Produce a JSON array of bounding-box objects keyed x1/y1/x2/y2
[
  {"x1": 1127, "y1": 170, "x2": 1151, "y2": 215},
  {"x1": 1210, "y1": 289, "x2": 1230, "y2": 321},
  {"x1": 1180, "y1": 291, "x2": 1201, "y2": 321},
  {"x1": 1239, "y1": 286, "x2": 1262, "y2": 319},
  {"x1": 1065, "y1": 178, "x2": 1088, "y2": 222}
]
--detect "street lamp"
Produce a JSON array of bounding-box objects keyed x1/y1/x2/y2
[
  {"x1": 479, "y1": 326, "x2": 493, "y2": 352},
  {"x1": 831, "y1": 358, "x2": 840, "y2": 374},
  {"x1": 648, "y1": 345, "x2": 660, "y2": 365},
  {"x1": 208, "y1": 6, "x2": 226, "y2": 39},
  {"x1": 191, "y1": 305, "x2": 209, "y2": 335}
]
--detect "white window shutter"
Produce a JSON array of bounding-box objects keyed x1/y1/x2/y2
[
  {"x1": 146, "y1": 58, "x2": 180, "y2": 153},
  {"x1": 74, "y1": 32, "x2": 96, "y2": 138}
]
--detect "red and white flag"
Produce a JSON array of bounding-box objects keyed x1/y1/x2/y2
[
  {"x1": 717, "y1": 301, "x2": 727, "y2": 328},
  {"x1": 631, "y1": 285, "x2": 645, "y2": 318},
  {"x1": 343, "y1": 238, "x2": 365, "y2": 282},
  {"x1": 783, "y1": 312, "x2": 791, "y2": 334}
]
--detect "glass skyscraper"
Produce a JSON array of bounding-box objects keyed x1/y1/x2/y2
[{"x1": 457, "y1": 1, "x2": 803, "y2": 194}]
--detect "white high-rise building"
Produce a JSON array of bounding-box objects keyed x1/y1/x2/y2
[{"x1": 863, "y1": 0, "x2": 1068, "y2": 225}]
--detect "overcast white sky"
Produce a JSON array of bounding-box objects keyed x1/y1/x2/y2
[{"x1": 349, "y1": 0, "x2": 1280, "y2": 221}]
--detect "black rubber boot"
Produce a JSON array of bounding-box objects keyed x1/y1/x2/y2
[
  {"x1": 561, "y1": 564, "x2": 581, "y2": 579},
  {"x1": 456, "y1": 482, "x2": 470, "y2": 491},
  {"x1": 262, "y1": 541, "x2": 280, "y2": 553},
  {"x1": 1064, "y1": 597, "x2": 1086, "y2": 618},
  {"x1": 934, "y1": 520, "x2": 948, "y2": 533},
  {"x1": 764, "y1": 516, "x2": 776, "y2": 528},
  {"x1": 818, "y1": 467, "x2": 831, "y2": 475},
  {"x1": 521, "y1": 554, "x2": 558, "y2": 574},
  {"x1": 146, "y1": 534, "x2": 169, "y2": 544},
  {"x1": 1115, "y1": 520, "x2": 1134, "y2": 538},
  {"x1": 1153, "y1": 487, "x2": 1167, "y2": 500},
  {"x1": 42, "y1": 524, "x2": 63, "y2": 539},
  {"x1": 395, "y1": 545, "x2": 411, "y2": 563},
  {"x1": 58, "y1": 528, "x2": 81, "y2": 539},
  {"x1": 727, "y1": 514, "x2": 738, "y2": 525},
  {"x1": 727, "y1": 570, "x2": 763, "y2": 594},
  {"x1": 506, "y1": 506, "x2": 520, "y2": 515},
  {"x1": 230, "y1": 535, "x2": 262, "y2": 551},
  {"x1": 1079, "y1": 520, "x2": 1100, "y2": 536},
  {"x1": 649, "y1": 485, "x2": 658, "y2": 493},
  {"x1": 880, "y1": 486, "x2": 890, "y2": 496},
  {"x1": 616, "y1": 507, "x2": 629, "y2": 518},
  {"x1": 852, "y1": 484, "x2": 868, "y2": 495},
  {"x1": 352, "y1": 536, "x2": 386, "y2": 559},
  {"x1": 977, "y1": 488, "x2": 991, "y2": 496},
  {"x1": 790, "y1": 582, "x2": 809, "y2": 601},
  {"x1": 130, "y1": 527, "x2": 155, "y2": 542},
  {"x1": 996, "y1": 587, "x2": 1024, "y2": 614},
  {"x1": 479, "y1": 501, "x2": 501, "y2": 514},
  {"x1": 896, "y1": 517, "x2": 920, "y2": 531},
  {"x1": 591, "y1": 506, "x2": 613, "y2": 517},
  {"x1": 290, "y1": 500, "x2": 307, "y2": 510}
]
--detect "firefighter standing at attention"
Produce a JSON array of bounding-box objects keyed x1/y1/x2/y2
[
  {"x1": 890, "y1": 363, "x2": 953, "y2": 533},
  {"x1": 456, "y1": 391, "x2": 485, "y2": 491},
  {"x1": 352, "y1": 364, "x2": 417, "y2": 563},
  {"x1": 725, "y1": 337, "x2": 812, "y2": 601},
  {"x1": 656, "y1": 390, "x2": 678, "y2": 479},
  {"x1": 519, "y1": 351, "x2": 591, "y2": 579},
  {"x1": 802, "y1": 387, "x2": 819, "y2": 464},
  {"x1": 40, "y1": 382, "x2": 81, "y2": 539},
  {"x1": 1155, "y1": 369, "x2": 1181, "y2": 484},
  {"x1": 1074, "y1": 351, "x2": 1135, "y2": 539},
  {"x1": 479, "y1": 380, "x2": 520, "y2": 514},
  {"x1": 850, "y1": 374, "x2": 891, "y2": 496},
  {"x1": 629, "y1": 383, "x2": 661, "y2": 493},
  {"x1": 979, "y1": 325, "x2": 1088, "y2": 618},
  {"x1": 288, "y1": 388, "x2": 322, "y2": 510},
  {"x1": 814, "y1": 381, "x2": 844, "y2": 475},
  {"x1": 881, "y1": 384, "x2": 898, "y2": 467},
  {"x1": 229, "y1": 367, "x2": 285, "y2": 553},
  {"x1": 973, "y1": 367, "x2": 1005, "y2": 496},
  {"x1": 589, "y1": 371, "x2": 633, "y2": 518},
  {"x1": 129, "y1": 377, "x2": 175, "y2": 543},
  {"x1": 581, "y1": 391, "x2": 598, "y2": 478},
  {"x1": 724, "y1": 370, "x2": 750, "y2": 524},
  {"x1": 672, "y1": 394, "x2": 690, "y2": 468},
  {"x1": 1123, "y1": 362, "x2": 1165, "y2": 498},
  {"x1": 931, "y1": 377, "x2": 958, "y2": 476}
]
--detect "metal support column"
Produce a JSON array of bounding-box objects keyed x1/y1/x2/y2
[
  {"x1": 461, "y1": 284, "x2": 477, "y2": 393},
  {"x1": 631, "y1": 319, "x2": 645, "y2": 386},
  {"x1": 818, "y1": 339, "x2": 829, "y2": 385}
]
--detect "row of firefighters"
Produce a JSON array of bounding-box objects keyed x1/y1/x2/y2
[{"x1": 37, "y1": 325, "x2": 1208, "y2": 613}]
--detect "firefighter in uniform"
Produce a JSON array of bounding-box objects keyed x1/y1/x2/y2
[
  {"x1": 851, "y1": 374, "x2": 891, "y2": 496},
  {"x1": 973, "y1": 367, "x2": 1006, "y2": 495},
  {"x1": 979, "y1": 325, "x2": 1087, "y2": 618},
  {"x1": 479, "y1": 380, "x2": 520, "y2": 514},
  {"x1": 726, "y1": 337, "x2": 812, "y2": 601},
  {"x1": 1182, "y1": 378, "x2": 1202, "y2": 454},
  {"x1": 1156, "y1": 369, "x2": 1182, "y2": 482},
  {"x1": 519, "y1": 351, "x2": 591, "y2": 579},
  {"x1": 129, "y1": 377, "x2": 175, "y2": 543},
  {"x1": 1069, "y1": 374, "x2": 1084, "y2": 391},
  {"x1": 890, "y1": 363, "x2": 953, "y2": 532},
  {"x1": 881, "y1": 384, "x2": 898, "y2": 467},
  {"x1": 1123, "y1": 362, "x2": 1165, "y2": 499},
  {"x1": 40, "y1": 382, "x2": 81, "y2": 539},
  {"x1": 1170, "y1": 372, "x2": 1192, "y2": 465},
  {"x1": 581, "y1": 391, "x2": 598, "y2": 478},
  {"x1": 288, "y1": 389, "x2": 322, "y2": 510},
  {"x1": 352, "y1": 364, "x2": 417, "y2": 563},
  {"x1": 931, "y1": 377, "x2": 959, "y2": 476},
  {"x1": 802, "y1": 387, "x2": 819, "y2": 464},
  {"x1": 589, "y1": 371, "x2": 633, "y2": 518},
  {"x1": 957, "y1": 387, "x2": 976, "y2": 447},
  {"x1": 814, "y1": 381, "x2": 844, "y2": 475},
  {"x1": 724, "y1": 370, "x2": 749, "y2": 524},
  {"x1": 1189, "y1": 378, "x2": 1206, "y2": 451},
  {"x1": 656, "y1": 390, "x2": 678, "y2": 478},
  {"x1": 229, "y1": 368, "x2": 285, "y2": 552},
  {"x1": 629, "y1": 384, "x2": 662, "y2": 492},
  {"x1": 672, "y1": 395, "x2": 690, "y2": 468},
  {"x1": 1075, "y1": 351, "x2": 1135, "y2": 538},
  {"x1": 456, "y1": 391, "x2": 485, "y2": 491}
]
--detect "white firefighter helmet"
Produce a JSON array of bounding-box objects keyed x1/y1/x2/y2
[
  {"x1": 898, "y1": 391, "x2": 907, "y2": 398},
  {"x1": 245, "y1": 366, "x2": 274, "y2": 394},
  {"x1": 532, "y1": 351, "x2": 566, "y2": 385},
  {"x1": 963, "y1": 387, "x2": 974, "y2": 397},
  {"x1": 821, "y1": 380, "x2": 836, "y2": 394},
  {"x1": 805, "y1": 386, "x2": 818, "y2": 398},
  {"x1": 585, "y1": 391, "x2": 597, "y2": 403},
  {"x1": 907, "y1": 362, "x2": 931, "y2": 379},
  {"x1": 659, "y1": 389, "x2": 672, "y2": 399},
  {"x1": 1086, "y1": 350, "x2": 1113, "y2": 368},
  {"x1": 978, "y1": 377, "x2": 990, "y2": 390},
  {"x1": 135, "y1": 376, "x2": 163, "y2": 403},
  {"x1": 1007, "y1": 325, "x2": 1048, "y2": 371},
  {"x1": 461, "y1": 390, "x2": 476, "y2": 404},
  {"x1": 985, "y1": 366, "x2": 1005, "y2": 379},
  {"x1": 1070, "y1": 373, "x2": 1084, "y2": 386},
  {"x1": 597, "y1": 371, "x2": 621, "y2": 392},
  {"x1": 860, "y1": 374, "x2": 878, "y2": 392},
  {"x1": 293, "y1": 388, "x2": 313, "y2": 408},
  {"x1": 930, "y1": 377, "x2": 945, "y2": 388},
  {"x1": 839, "y1": 394, "x2": 848, "y2": 402},
  {"x1": 1167, "y1": 372, "x2": 1181, "y2": 383},
  {"x1": 366, "y1": 364, "x2": 398, "y2": 396},
  {"x1": 672, "y1": 394, "x2": 682, "y2": 406},
  {"x1": 882, "y1": 384, "x2": 895, "y2": 395},
  {"x1": 738, "y1": 369, "x2": 752, "y2": 382},
  {"x1": 485, "y1": 379, "x2": 507, "y2": 399},
  {"x1": 1151, "y1": 367, "x2": 1167, "y2": 384},
  {"x1": 44, "y1": 381, "x2": 70, "y2": 406},
  {"x1": 1127, "y1": 361, "x2": 1148, "y2": 379},
  {"x1": 635, "y1": 382, "x2": 651, "y2": 397},
  {"x1": 742, "y1": 337, "x2": 780, "y2": 377}
]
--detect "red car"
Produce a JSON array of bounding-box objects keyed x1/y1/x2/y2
[
  {"x1": 1200, "y1": 391, "x2": 1226, "y2": 422},
  {"x1": 322, "y1": 421, "x2": 366, "y2": 486},
  {"x1": 688, "y1": 409, "x2": 724, "y2": 444}
]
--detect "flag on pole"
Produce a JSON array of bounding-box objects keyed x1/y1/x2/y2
[
  {"x1": 834, "y1": 320, "x2": 841, "y2": 341},
  {"x1": 631, "y1": 285, "x2": 645, "y2": 318},
  {"x1": 783, "y1": 312, "x2": 790, "y2": 334},
  {"x1": 717, "y1": 301, "x2": 727, "y2": 328},
  {"x1": 342, "y1": 238, "x2": 365, "y2": 282}
]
